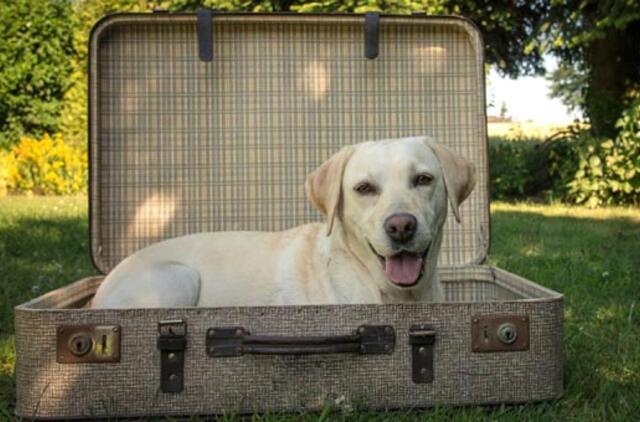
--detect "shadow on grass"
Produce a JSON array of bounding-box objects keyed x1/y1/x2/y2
[
  {"x1": 0, "y1": 336, "x2": 15, "y2": 418},
  {"x1": 0, "y1": 215, "x2": 96, "y2": 333}
]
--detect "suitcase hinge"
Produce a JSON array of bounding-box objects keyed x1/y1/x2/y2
[
  {"x1": 157, "y1": 319, "x2": 187, "y2": 393},
  {"x1": 409, "y1": 325, "x2": 436, "y2": 383}
]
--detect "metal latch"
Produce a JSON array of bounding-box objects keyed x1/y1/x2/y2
[
  {"x1": 157, "y1": 320, "x2": 187, "y2": 393},
  {"x1": 56, "y1": 325, "x2": 121, "y2": 364},
  {"x1": 409, "y1": 325, "x2": 436, "y2": 384},
  {"x1": 206, "y1": 325, "x2": 395, "y2": 357},
  {"x1": 471, "y1": 315, "x2": 530, "y2": 352}
]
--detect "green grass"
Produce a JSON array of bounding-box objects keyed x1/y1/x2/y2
[{"x1": 0, "y1": 196, "x2": 639, "y2": 420}]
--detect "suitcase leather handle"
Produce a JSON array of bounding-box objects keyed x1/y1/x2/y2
[{"x1": 206, "y1": 325, "x2": 395, "y2": 356}]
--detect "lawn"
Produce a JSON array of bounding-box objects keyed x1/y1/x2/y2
[{"x1": 0, "y1": 196, "x2": 639, "y2": 420}]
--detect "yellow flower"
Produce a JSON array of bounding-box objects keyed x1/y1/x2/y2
[{"x1": 4, "y1": 133, "x2": 88, "y2": 195}]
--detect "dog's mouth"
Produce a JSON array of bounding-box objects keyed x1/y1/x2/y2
[{"x1": 368, "y1": 242, "x2": 430, "y2": 288}]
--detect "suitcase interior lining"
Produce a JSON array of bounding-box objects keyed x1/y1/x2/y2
[
  {"x1": 20, "y1": 266, "x2": 559, "y2": 311},
  {"x1": 89, "y1": 15, "x2": 489, "y2": 274}
]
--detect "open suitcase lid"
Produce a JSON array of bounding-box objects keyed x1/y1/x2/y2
[{"x1": 89, "y1": 12, "x2": 490, "y2": 274}]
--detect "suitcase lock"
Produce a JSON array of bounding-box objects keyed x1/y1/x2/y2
[
  {"x1": 471, "y1": 315, "x2": 530, "y2": 352},
  {"x1": 56, "y1": 325, "x2": 121, "y2": 363}
]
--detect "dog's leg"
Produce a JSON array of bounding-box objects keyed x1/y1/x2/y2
[{"x1": 92, "y1": 262, "x2": 200, "y2": 308}]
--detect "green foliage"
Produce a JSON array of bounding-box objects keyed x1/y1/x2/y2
[
  {"x1": 546, "y1": 0, "x2": 640, "y2": 51},
  {"x1": 60, "y1": 0, "x2": 156, "y2": 146},
  {"x1": 544, "y1": 1, "x2": 640, "y2": 136},
  {"x1": 488, "y1": 138, "x2": 550, "y2": 200},
  {"x1": 490, "y1": 98, "x2": 640, "y2": 207},
  {"x1": 0, "y1": 0, "x2": 75, "y2": 149},
  {"x1": 2, "y1": 133, "x2": 88, "y2": 195},
  {"x1": 0, "y1": 151, "x2": 8, "y2": 197},
  {"x1": 547, "y1": 61, "x2": 588, "y2": 114},
  {"x1": 550, "y1": 97, "x2": 640, "y2": 207}
]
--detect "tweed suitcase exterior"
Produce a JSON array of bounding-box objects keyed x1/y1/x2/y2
[{"x1": 15, "y1": 12, "x2": 563, "y2": 419}]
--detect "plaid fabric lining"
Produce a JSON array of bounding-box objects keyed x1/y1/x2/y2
[{"x1": 90, "y1": 15, "x2": 489, "y2": 273}]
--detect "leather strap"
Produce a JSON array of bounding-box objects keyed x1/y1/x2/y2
[
  {"x1": 197, "y1": 8, "x2": 213, "y2": 62},
  {"x1": 364, "y1": 12, "x2": 380, "y2": 60}
]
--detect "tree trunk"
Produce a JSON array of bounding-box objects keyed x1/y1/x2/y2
[{"x1": 585, "y1": 21, "x2": 640, "y2": 137}]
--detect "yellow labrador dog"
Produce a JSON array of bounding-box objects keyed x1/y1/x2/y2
[{"x1": 92, "y1": 136, "x2": 475, "y2": 308}]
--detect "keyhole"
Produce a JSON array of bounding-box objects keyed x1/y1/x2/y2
[
  {"x1": 68, "y1": 333, "x2": 92, "y2": 356},
  {"x1": 482, "y1": 325, "x2": 489, "y2": 343},
  {"x1": 101, "y1": 334, "x2": 107, "y2": 352},
  {"x1": 497, "y1": 323, "x2": 518, "y2": 344}
]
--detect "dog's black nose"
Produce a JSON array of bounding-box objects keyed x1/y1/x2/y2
[{"x1": 384, "y1": 213, "x2": 417, "y2": 243}]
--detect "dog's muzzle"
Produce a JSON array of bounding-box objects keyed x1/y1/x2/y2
[{"x1": 368, "y1": 242, "x2": 430, "y2": 288}]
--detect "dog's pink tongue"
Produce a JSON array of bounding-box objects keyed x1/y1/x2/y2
[{"x1": 385, "y1": 252, "x2": 423, "y2": 286}]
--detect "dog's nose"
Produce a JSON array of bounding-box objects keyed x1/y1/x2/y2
[{"x1": 384, "y1": 213, "x2": 417, "y2": 243}]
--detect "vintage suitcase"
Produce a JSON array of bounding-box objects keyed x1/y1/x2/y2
[{"x1": 15, "y1": 12, "x2": 564, "y2": 419}]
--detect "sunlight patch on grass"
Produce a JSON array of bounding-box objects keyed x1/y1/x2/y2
[
  {"x1": 488, "y1": 122, "x2": 569, "y2": 140},
  {"x1": 597, "y1": 365, "x2": 637, "y2": 386},
  {"x1": 595, "y1": 306, "x2": 616, "y2": 322},
  {"x1": 520, "y1": 242, "x2": 542, "y2": 257},
  {"x1": 0, "y1": 337, "x2": 14, "y2": 376},
  {"x1": 491, "y1": 201, "x2": 640, "y2": 222},
  {"x1": 593, "y1": 303, "x2": 638, "y2": 326},
  {"x1": 564, "y1": 308, "x2": 574, "y2": 321}
]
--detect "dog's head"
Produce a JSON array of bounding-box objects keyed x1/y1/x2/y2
[{"x1": 307, "y1": 136, "x2": 475, "y2": 294}]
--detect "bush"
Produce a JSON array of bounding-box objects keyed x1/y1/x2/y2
[
  {"x1": 61, "y1": 0, "x2": 153, "y2": 146},
  {"x1": 489, "y1": 98, "x2": 640, "y2": 207},
  {"x1": 488, "y1": 137, "x2": 551, "y2": 199},
  {"x1": 0, "y1": 150, "x2": 8, "y2": 197},
  {"x1": 0, "y1": 0, "x2": 75, "y2": 149},
  {"x1": 550, "y1": 98, "x2": 640, "y2": 207},
  {"x1": 2, "y1": 134, "x2": 87, "y2": 195}
]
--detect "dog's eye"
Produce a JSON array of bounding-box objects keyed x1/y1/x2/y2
[
  {"x1": 413, "y1": 173, "x2": 433, "y2": 187},
  {"x1": 354, "y1": 182, "x2": 377, "y2": 195}
]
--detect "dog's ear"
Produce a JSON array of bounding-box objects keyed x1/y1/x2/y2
[
  {"x1": 424, "y1": 138, "x2": 476, "y2": 223},
  {"x1": 306, "y1": 146, "x2": 355, "y2": 235}
]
